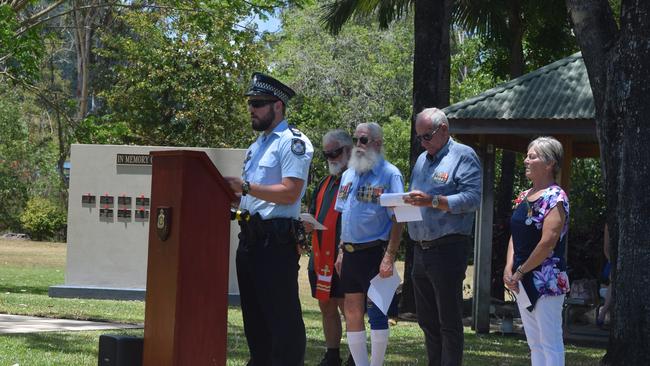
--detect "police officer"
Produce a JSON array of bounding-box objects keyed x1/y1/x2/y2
[
  {"x1": 225, "y1": 72, "x2": 313, "y2": 366},
  {"x1": 403, "y1": 108, "x2": 482, "y2": 366}
]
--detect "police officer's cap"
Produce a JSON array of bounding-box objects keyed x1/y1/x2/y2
[{"x1": 245, "y1": 72, "x2": 296, "y2": 105}]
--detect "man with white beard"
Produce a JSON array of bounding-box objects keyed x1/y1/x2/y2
[
  {"x1": 305, "y1": 129, "x2": 355, "y2": 366},
  {"x1": 334, "y1": 122, "x2": 404, "y2": 366}
]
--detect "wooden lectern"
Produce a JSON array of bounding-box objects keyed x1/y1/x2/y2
[{"x1": 143, "y1": 150, "x2": 235, "y2": 366}]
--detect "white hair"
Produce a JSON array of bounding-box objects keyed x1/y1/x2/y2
[
  {"x1": 323, "y1": 129, "x2": 353, "y2": 148},
  {"x1": 417, "y1": 108, "x2": 450, "y2": 129},
  {"x1": 356, "y1": 122, "x2": 383, "y2": 142}
]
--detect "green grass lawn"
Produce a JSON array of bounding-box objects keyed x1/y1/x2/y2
[{"x1": 0, "y1": 239, "x2": 605, "y2": 365}]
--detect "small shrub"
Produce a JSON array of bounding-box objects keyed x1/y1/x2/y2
[{"x1": 19, "y1": 197, "x2": 66, "y2": 241}]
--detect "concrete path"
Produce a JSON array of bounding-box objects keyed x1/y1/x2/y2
[{"x1": 0, "y1": 314, "x2": 142, "y2": 334}]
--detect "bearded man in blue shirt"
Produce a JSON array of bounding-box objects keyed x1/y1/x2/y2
[
  {"x1": 334, "y1": 122, "x2": 404, "y2": 366},
  {"x1": 403, "y1": 108, "x2": 482, "y2": 366}
]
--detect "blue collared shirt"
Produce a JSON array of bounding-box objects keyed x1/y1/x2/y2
[
  {"x1": 335, "y1": 158, "x2": 404, "y2": 243},
  {"x1": 240, "y1": 120, "x2": 313, "y2": 219},
  {"x1": 407, "y1": 138, "x2": 482, "y2": 241}
]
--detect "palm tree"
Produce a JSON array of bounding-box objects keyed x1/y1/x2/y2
[{"x1": 322, "y1": 0, "x2": 450, "y2": 315}]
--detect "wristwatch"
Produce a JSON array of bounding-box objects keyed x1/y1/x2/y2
[
  {"x1": 431, "y1": 195, "x2": 440, "y2": 208},
  {"x1": 516, "y1": 265, "x2": 525, "y2": 275},
  {"x1": 241, "y1": 181, "x2": 251, "y2": 196}
]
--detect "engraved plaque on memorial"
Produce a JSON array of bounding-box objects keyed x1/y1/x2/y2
[
  {"x1": 118, "y1": 196, "x2": 132, "y2": 207},
  {"x1": 81, "y1": 194, "x2": 96, "y2": 206},
  {"x1": 117, "y1": 209, "x2": 132, "y2": 220},
  {"x1": 99, "y1": 208, "x2": 114, "y2": 218},
  {"x1": 100, "y1": 195, "x2": 114, "y2": 206},
  {"x1": 135, "y1": 209, "x2": 149, "y2": 220},
  {"x1": 136, "y1": 196, "x2": 150, "y2": 208}
]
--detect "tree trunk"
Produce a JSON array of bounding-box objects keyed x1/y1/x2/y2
[
  {"x1": 491, "y1": 0, "x2": 525, "y2": 301},
  {"x1": 566, "y1": 0, "x2": 650, "y2": 363},
  {"x1": 73, "y1": 0, "x2": 99, "y2": 122},
  {"x1": 490, "y1": 149, "x2": 516, "y2": 301},
  {"x1": 400, "y1": 0, "x2": 451, "y2": 315}
]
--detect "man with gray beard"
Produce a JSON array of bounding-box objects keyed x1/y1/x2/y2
[
  {"x1": 334, "y1": 122, "x2": 404, "y2": 366},
  {"x1": 305, "y1": 129, "x2": 355, "y2": 366}
]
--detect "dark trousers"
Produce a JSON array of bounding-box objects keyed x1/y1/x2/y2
[
  {"x1": 411, "y1": 236, "x2": 469, "y2": 366},
  {"x1": 236, "y1": 229, "x2": 306, "y2": 366}
]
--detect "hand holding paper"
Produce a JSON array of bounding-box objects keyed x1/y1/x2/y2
[
  {"x1": 300, "y1": 213, "x2": 327, "y2": 230},
  {"x1": 367, "y1": 270, "x2": 401, "y2": 316},
  {"x1": 379, "y1": 193, "x2": 423, "y2": 222}
]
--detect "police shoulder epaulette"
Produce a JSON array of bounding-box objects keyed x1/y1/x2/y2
[{"x1": 289, "y1": 126, "x2": 302, "y2": 137}]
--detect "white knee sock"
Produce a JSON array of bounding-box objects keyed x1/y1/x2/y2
[
  {"x1": 370, "y1": 329, "x2": 389, "y2": 366},
  {"x1": 347, "y1": 330, "x2": 369, "y2": 366}
]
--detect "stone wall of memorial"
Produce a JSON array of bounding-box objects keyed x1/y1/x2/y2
[{"x1": 49, "y1": 144, "x2": 245, "y2": 301}]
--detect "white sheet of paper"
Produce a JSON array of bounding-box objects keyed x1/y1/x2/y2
[
  {"x1": 367, "y1": 270, "x2": 401, "y2": 316},
  {"x1": 516, "y1": 280, "x2": 532, "y2": 308},
  {"x1": 379, "y1": 193, "x2": 409, "y2": 207},
  {"x1": 379, "y1": 193, "x2": 422, "y2": 222},
  {"x1": 392, "y1": 206, "x2": 423, "y2": 222},
  {"x1": 300, "y1": 213, "x2": 327, "y2": 230}
]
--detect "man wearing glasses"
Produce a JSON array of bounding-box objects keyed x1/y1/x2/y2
[
  {"x1": 225, "y1": 72, "x2": 313, "y2": 366},
  {"x1": 402, "y1": 108, "x2": 482, "y2": 366},
  {"x1": 304, "y1": 129, "x2": 355, "y2": 366},
  {"x1": 334, "y1": 122, "x2": 404, "y2": 366}
]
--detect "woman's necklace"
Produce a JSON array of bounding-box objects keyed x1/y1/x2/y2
[{"x1": 523, "y1": 189, "x2": 536, "y2": 226}]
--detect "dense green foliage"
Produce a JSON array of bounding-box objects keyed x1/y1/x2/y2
[
  {"x1": 271, "y1": 4, "x2": 502, "y2": 187},
  {"x1": 271, "y1": 2, "x2": 413, "y2": 177},
  {"x1": 92, "y1": 1, "x2": 270, "y2": 147},
  {"x1": 0, "y1": 86, "x2": 62, "y2": 232},
  {"x1": 568, "y1": 158, "x2": 606, "y2": 279},
  {"x1": 19, "y1": 197, "x2": 66, "y2": 241},
  {"x1": 0, "y1": 91, "x2": 30, "y2": 230},
  {"x1": 0, "y1": 4, "x2": 44, "y2": 81},
  {"x1": 454, "y1": 0, "x2": 578, "y2": 79},
  {"x1": 450, "y1": 33, "x2": 503, "y2": 104}
]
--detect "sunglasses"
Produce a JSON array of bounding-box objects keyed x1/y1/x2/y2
[
  {"x1": 247, "y1": 99, "x2": 277, "y2": 108},
  {"x1": 416, "y1": 125, "x2": 442, "y2": 143},
  {"x1": 352, "y1": 136, "x2": 372, "y2": 145},
  {"x1": 323, "y1": 147, "x2": 344, "y2": 159}
]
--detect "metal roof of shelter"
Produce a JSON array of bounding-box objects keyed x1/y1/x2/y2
[{"x1": 443, "y1": 52, "x2": 598, "y2": 157}]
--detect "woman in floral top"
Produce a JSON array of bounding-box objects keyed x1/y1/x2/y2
[{"x1": 504, "y1": 136, "x2": 570, "y2": 366}]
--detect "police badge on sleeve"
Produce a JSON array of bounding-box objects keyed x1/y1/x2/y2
[{"x1": 291, "y1": 138, "x2": 306, "y2": 155}]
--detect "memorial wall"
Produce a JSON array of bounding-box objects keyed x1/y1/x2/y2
[{"x1": 49, "y1": 144, "x2": 245, "y2": 302}]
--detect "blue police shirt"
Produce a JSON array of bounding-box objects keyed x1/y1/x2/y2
[
  {"x1": 240, "y1": 120, "x2": 313, "y2": 219},
  {"x1": 335, "y1": 158, "x2": 404, "y2": 243},
  {"x1": 407, "y1": 138, "x2": 482, "y2": 241}
]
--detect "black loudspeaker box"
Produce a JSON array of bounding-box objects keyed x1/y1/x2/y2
[{"x1": 98, "y1": 334, "x2": 143, "y2": 366}]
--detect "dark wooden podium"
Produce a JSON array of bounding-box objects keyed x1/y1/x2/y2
[{"x1": 143, "y1": 150, "x2": 235, "y2": 366}]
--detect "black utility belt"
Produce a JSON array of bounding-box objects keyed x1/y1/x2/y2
[
  {"x1": 238, "y1": 215, "x2": 308, "y2": 249},
  {"x1": 239, "y1": 216, "x2": 295, "y2": 233},
  {"x1": 341, "y1": 240, "x2": 387, "y2": 253},
  {"x1": 414, "y1": 234, "x2": 469, "y2": 250},
  {"x1": 258, "y1": 217, "x2": 294, "y2": 232}
]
